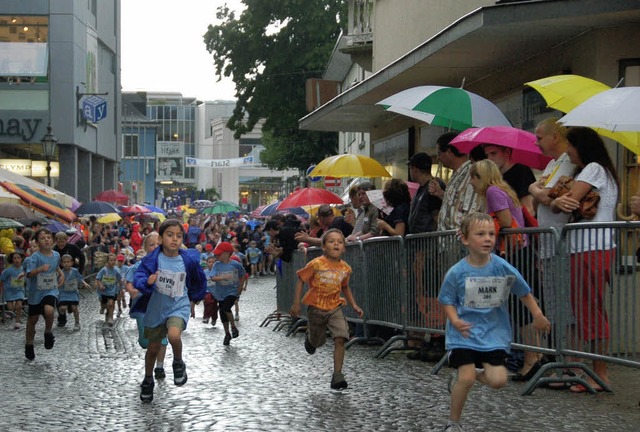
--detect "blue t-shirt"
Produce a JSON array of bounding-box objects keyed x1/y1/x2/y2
[
  {"x1": 96, "y1": 266, "x2": 122, "y2": 297},
  {"x1": 437, "y1": 254, "x2": 531, "y2": 353},
  {"x1": 204, "y1": 267, "x2": 216, "y2": 294},
  {"x1": 26, "y1": 251, "x2": 61, "y2": 305},
  {"x1": 143, "y1": 252, "x2": 190, "y2": 328},
  {"x1": 212, "y1": 260, "x2": 246, "y2": 301},
  {"x1": 125, "y1": 261, "x2": 144, "y2": 319},
  {"x1": 245, "y1": 247, "x2": 262, "y2": 264},
  {"x1": 1, "y1": 266, "x2": 26, "y2": 302},
  {"x1": 59, "y1": 268, "x2": 83, "y2": 302}
]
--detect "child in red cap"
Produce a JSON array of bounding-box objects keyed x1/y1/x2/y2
[{"x1": 210, "y1": 242, "x2": 246, "y2": 345}]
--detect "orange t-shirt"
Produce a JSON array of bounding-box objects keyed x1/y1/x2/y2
[{"x1": 297, "y1": 255, "x2": 352, "y2": 311}]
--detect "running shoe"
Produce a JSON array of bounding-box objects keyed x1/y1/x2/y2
[
  {"x1": 25, "y1": 344, "x2": 35, "y2": 360},
  {"x1": 74, "y1": 322, "x2": 81, "y2": 331},
  {"x1": 202, "y1": 317, "x2": 209, "y2": 324},
  {"x1": 330, "y1": 372, "x2": 348, "y2": 390},
  {"x1": 304, "y1": 336, "x2": 316, "y2": 355},
  {"x1": 154, "y1": 367, "x2": 166, "y2": 380},
  {"x1": 44, "y1": 332, "x2": 55, "y2": 349},
  {"x1": 231, "y1": 327, "x2": 239, "y2": 338},
  {"x1": 447, "y1": 371, "x2": 458, "y2": 394},
  {"x1": 444, "y1": 423, "x2": 465, "y2": 431},
  {"x1": 223, "y1": 334, "x2": 231, "y2": 346},
  {"x1": 140, "y1": 377, "x2": 154, "y2": 402},
  {"x1": 172, "y1": 360, "x2": 188, "y2": 386}
]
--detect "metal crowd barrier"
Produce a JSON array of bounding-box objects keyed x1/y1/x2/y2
[{"x1": 265, "y1": 222, "x2": 640, "y2": 395}]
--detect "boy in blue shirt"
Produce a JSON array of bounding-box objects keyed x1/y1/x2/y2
[
  {"x1": 245, "y1": 240, "x2": 262, "y2": 279},
  {"x1": 1, "y1": 252, "x2": 27, "y2": 330},
  {"x1": 59, "y1": 254, "x2": 90, "y2": 330},
  {"x1": 96, "y1": 254, "x2": 122, "y2": 327},
  {"x1": 210, "y1": 241, "x2": 246, "y2": 345},
  {"x1": 438, "y1": 213, "x2": 550, "y2": 432}
]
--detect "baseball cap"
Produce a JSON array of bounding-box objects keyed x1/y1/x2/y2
[
  {"x1": 205, "y1": 244, "x2": 213, "y2": 252},
  {"x1": 213, "y1": 241, "x2": 234, "y2": 255},
  {"x1": 116, "y1": 254, "x2": 125, "y2": 261},
  {"x1": 406, "y1": 152, "x2": 433, "y2": 171}
]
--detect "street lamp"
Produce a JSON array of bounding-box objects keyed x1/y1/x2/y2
[{"x1": 41, "y1": 123, "x2": 58, "y2": 187}]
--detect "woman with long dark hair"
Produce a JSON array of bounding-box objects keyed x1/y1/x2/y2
[{"x1": 551, "y1": 126, "x2": 619, "y2": 392}]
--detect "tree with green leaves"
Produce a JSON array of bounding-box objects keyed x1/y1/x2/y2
[{"x1": 203, "y1": 0, "x2": 345, "y2": 172}]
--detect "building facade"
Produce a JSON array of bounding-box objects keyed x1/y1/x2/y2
[{"x1": 0, "y1": 0, "x2": 121, "y2": 202}]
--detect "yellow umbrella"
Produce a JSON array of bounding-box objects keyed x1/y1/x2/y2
[
  {"x1": 178, "y1": 205, "x2": 197, "y2": 214},
  {"x1": 97, "y1": 213, "x2": 122, "y2": 224},
  {"x1": 309, "y1": 154, "x2": 392, "y2": 178},
  {"x1": 525, "y1": 74, "x2": 640, "y2": 154}
]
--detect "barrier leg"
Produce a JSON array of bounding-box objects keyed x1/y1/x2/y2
[{"x1": 429, "y1": 352, "x2": 449, "y2": 375}]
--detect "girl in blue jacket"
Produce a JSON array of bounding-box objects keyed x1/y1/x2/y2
[{"x1": 133, "y1": 219, "x2": 206, "y2": 402}]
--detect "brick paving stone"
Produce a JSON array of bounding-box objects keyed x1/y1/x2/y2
[{"x1": 0, "y1": 275, "x2": 638, "y2": 431}]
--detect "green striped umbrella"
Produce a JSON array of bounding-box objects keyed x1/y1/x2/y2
[{"x1": 377, "y1": 85, "x2": 510, "y2": 131}]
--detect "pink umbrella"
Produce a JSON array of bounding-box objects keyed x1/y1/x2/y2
[
  {"x1": 450, "y1": 126, "x2": 552, "y2": 170},
  {"x1": 120, "y1": 204, "x2": 151, "y2": 214},
  {"x1": 278, "y1": 187, "x2": 343, "y2": 210}
]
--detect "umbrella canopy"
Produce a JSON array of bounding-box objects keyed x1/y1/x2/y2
[
  {"x1": 75, "y1": 201, "x2": 119, "y2": 217},
  {"x1": 377, "y1": 85, "x2": 511, "y2": 131},
  {"x1": 309, "y1": 154, "x2": 392, "y2": 178},
  {"x1": 251, "y1": 204, "x2": 269, "y2": 218},
  {"x1": 0, "y1": 202, "x2": 43, "y2": 219},
  {"x1": 177, "y1": 205, "x2": 197, "y2": 214},
  {"x1": 95, "y1": 189, "x2": 129, "y2": 205},
  {"x1": 97, "y1": 213, "x2": 122, "y2": 224},
  {"x1": 258, "y1": 201, "x2": 309, "y2": 217},
  {"x1": 143, "y1": 204, "x2": 166, "y2": 215},
  {"x1": 137, "y1": 212, "x2": 166, "y2": 223},
  {"x1": 44, "y1": 219, "x2": 71, "y2": 233},
  {"x1": 525, "y1": 74, "x2": 639, "y2": 153},
  {"x1": 0, "y1": 182, "x2": 76, "y2": 222},
  {"x1": 278, "y1": 187, "x2": 343, "y2": 210},
  {"x1": 120, "y1": 204, "x2": 151, "y2": 214},
  {"x1": 0, "y1": 217, "x2": 24, "y2": 230},
  {"x1": 525, "y1": 74, "x2": 611, "y2": 114},
  {"x1": 559, "y1": 86, "x2": 640, "y2": 134},
  {"x1": 199, "y1": 201, "x2": 241, "y2": 215},
  {"x1": 450, "y1": 126, "x2": 552, "y2": 170},
  {"x1": 17, "y1": 216, "x2": 49, "y2": 226},
  {"x1": 191, "y1": 199, "x2": 214, "y2": 209}
]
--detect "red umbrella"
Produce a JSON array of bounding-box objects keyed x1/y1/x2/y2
[
  {"x1": 121, "y1": 204, "x2": 151, "y2": 214},
  {"x1": 95, "y1": 189, "x2": 129, "y2": 205},
  {"x1": 450, "y1": 126, "x2": 552, "y2": 170},
  {"x1": 278, "y1": 187, "x2": 343, "y2": 210}
]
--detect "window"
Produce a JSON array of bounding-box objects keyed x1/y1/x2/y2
[
  {"x1": 124, "y1": 134, "x2": 139, "y2": 157},
  {"x1": 0, "y1": 16, "x2": 49, "y2": 83}
]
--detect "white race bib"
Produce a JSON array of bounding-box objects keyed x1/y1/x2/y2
[
  {"x1": 155, "y1": 270, "x2": 187, "y2": 298},
  {"x1": 463, "y1": 276, "x2": 513, "y2": 308},
  {"x1": 63, "y1": 279, "x2": 79, "y2": 292},
  {"x1": 37, "y1": 272, "x2": 58, "y2": 291}
]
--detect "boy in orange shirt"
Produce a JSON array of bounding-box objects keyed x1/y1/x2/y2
[{"x1": 289, "y1": 228, "x2": 364, "y2": 389}]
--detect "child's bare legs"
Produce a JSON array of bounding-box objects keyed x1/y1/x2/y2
[
  {"x1": 450, "y1": 364, "x2": 507, "y2": 423},
  {"x1": 117, "y1": 290, "x2": 125, "y2": 315},
  {"x1": 157, "y1": 344, "x2": 167, "y2": 365},
  {"x1": 234, "y1": 299, "x2": 240, "y2": 319},
  {"x1": 70, "y1": 305, "x2": 80, "y2": 325},
  {"x1": 43, "y1": 304, "x2": 55, "y2": 334},
  {"x1": 145, "y1": 341, "x2": 162, "y2": 377},
  {"x1": 26, "y1": 314, "x2": 39, "y2": 345},
  {"x1": 167, "y1": 326, "x2": 183, "y2": 361},
  {"x1": 106, "y1": 299, "x2": 115, "y2": 323},
  {"x1": 251, "y1": 264, "x2": 256, "y2": 277},
  {"x1": 333, "y1": 336, "x2": 346, "y2": 374},
  {"x1": 9, "y1": 300, "x2": 23, "y2": 324}
]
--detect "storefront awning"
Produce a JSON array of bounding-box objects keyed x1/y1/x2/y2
[{"x1": 300, "y1": 0, "x2": 640, "y2": 132}]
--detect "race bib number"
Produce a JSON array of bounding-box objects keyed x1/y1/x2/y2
[
  {"x1": 463, "y1": 276, "x2": 514, "y2": 308},
  {"x1": 11, "y1": 278, "x2": 25, "y2": 289},
  {"x1": 63, "y1": 279, "x2": 79, "y2": 292},
  {"x1": 102, "y1": 275, "x2": 117, "y2": 286},
  {"x1": 155, "y1": 270, "x2": 186, "y2": 298},
  {"x1": 37, "y1": 272, "x2": 58, "y2": 291}
]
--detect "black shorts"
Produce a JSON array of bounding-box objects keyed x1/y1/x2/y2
[
  {"x1": 448, "y1": 348, "x2": 507, "y2": 369},
  {"x1": 59, "y1": 300, "x2": 79, "y2": 307},
  {"x1": 28, "y1": 295, "x2": 58, "y2": 317},
  {"x1": 100, "y1": 295, "x2": 117, "y2": 305}
]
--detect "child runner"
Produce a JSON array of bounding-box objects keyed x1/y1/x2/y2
[
  {"x1": 95, "y1": 254, "x2": 122, "y2": 326},
  {"x1": 132, "y1": 219, "x2": 206, "y2": 402},
  {"x1": 438, "y1": 213, "x2": 550, "y2": 432},
  {"x1": 24, "y1": 228, "x2": 64, "y2": 360},
  {"x1": 230, "y1": 254, "x2": 248, "y2": 321},
  {"x1": 245, "y1": 240, "x2": 262, "y2": 279},
  {"x1": 124, "y1": 232, "x2": 169, "y2": 385},
  {"x1": 202, "y1": 256, "x2": 218, "y2": 326},
  {"x1": 59, "y1": 254, "x2": 90, "y2": 331},
  {"x1": 0, "y1": 252, "x2": 26, "y2": 329},
  {"x1": 115, "y1": 254, "x2": 129, "y2": 317},
  {"x1": 289, "y1": 228, "x2": 364, "y2": 389},
  {"x1": 210, "y1": 241, "x2": 245, "y2": 345}
]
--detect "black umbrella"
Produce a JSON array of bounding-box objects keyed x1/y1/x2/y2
[{"x1": 74, "y1": 201, "x2": 119, "y2": 216}]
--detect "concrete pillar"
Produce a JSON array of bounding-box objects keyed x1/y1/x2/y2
[
  {"x1": 57, "y1": 144, "x2": 78, "y2": 199},
  {"x1": 91, "y1": 155, "x2": 104, "y2": 199},
  {"x1": 78, "y1": 150, "x2": 92, "y2": 202}
]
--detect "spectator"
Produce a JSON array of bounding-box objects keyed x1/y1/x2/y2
[
  {"x1": 550, "y1": 126, "x2": 619, "y2": 393},
  {"x1": 296, "y1": 205, "x2": 353, "y2": 246},
  {"x1": 376, "y1": 179, "x2": 410, "y2": 237},
  {"x1": 346, "y1": 182, "x2": 380, "y2": 242},
  {"x1": 53, "y1": 232, "x2": 86, "y2": 274}
]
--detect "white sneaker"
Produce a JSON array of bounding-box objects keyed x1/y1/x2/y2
[
  {"x1": 447, "y1": 371, "x2": 458, "y2": 394},
  {"x1": 202, "y1": 317, "x2": 209, "y2": 324},
  {"x1": 235, "y1": 313, "x2": 240, "y2": 322},
  {"x1": 74, "y1": 323, "x2": 81, "y2": 331},
  {"x1": 444, "y1": 423, "x2": 465, "y2": 432}
]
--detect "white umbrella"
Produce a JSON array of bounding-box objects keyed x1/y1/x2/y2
[{"x1": 559, "y1": 87, "x2": 640, "y2": 132}]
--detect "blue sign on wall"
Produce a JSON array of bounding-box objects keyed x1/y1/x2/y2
[
  {"x1": 306, "y1": 165, "x2": 321, "y2": 183},
  {"x1": 82, "y1": 96, "x2": 108, "y2": 123}
]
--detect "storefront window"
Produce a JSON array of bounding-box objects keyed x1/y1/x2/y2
[{"x1": 0, "y1": 16, "x2": 49, "y2": 83}]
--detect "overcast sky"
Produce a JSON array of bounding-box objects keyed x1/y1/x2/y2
[{"x1": 121, "y1": 0, "x2": 243, "y2": 101}]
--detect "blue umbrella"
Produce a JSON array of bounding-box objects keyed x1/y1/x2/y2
[
  {"x1": 45, "y1": 219, "x2": 71, "y2": 233},
  {"x1": 246, "y1": 219, "x2": 262, "y2": 230},
  {"x1": 143, "y1": 204, "x2": 166, "y2": 215}
]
